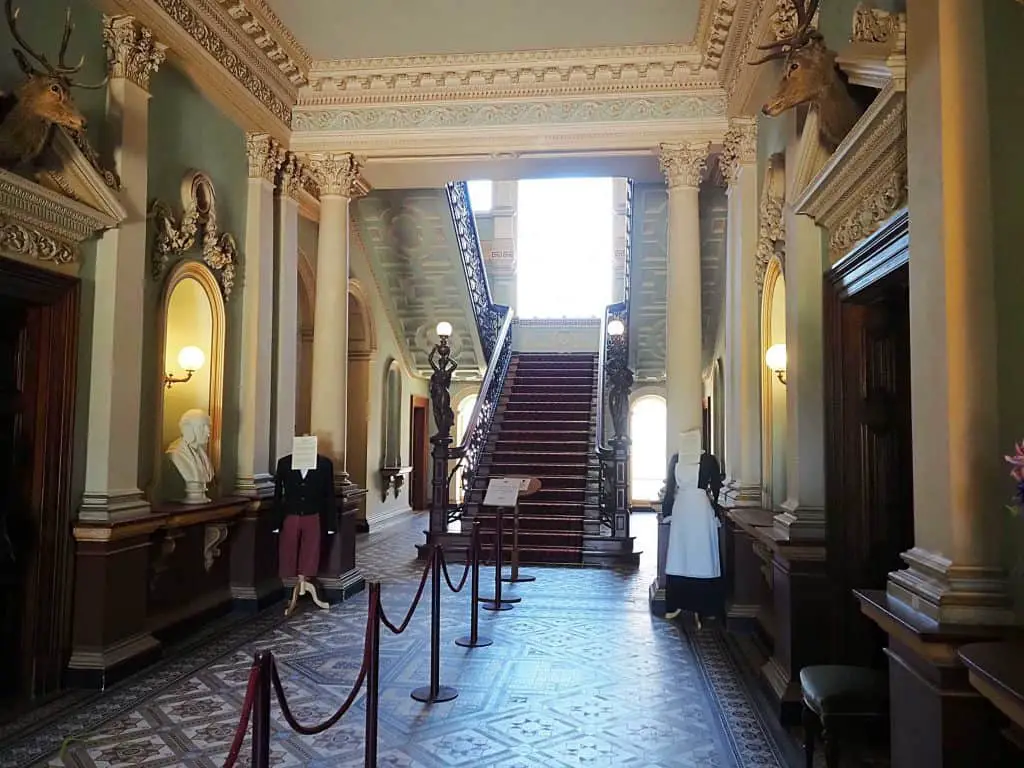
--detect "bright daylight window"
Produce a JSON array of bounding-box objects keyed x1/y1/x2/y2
[
  {"x1": 452, "y1": 394, "x2": 479, "y2": 503},
  {"x1": 630, "y1": 395, "x2": 667, "y2": 502},
  {"x1": 467, "y1": 180, "x2": 493, "y2": 213},
  {"x1": 516, "y1": 178, "x2": 613, "y2": 319}
]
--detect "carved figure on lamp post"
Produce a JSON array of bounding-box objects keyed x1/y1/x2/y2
[
  {"x1": 429, "y1": 335, "x2": 458, "y2": 440},
  {"x1": 608, "y1": 363, "x2": 634, "y2": 442}
]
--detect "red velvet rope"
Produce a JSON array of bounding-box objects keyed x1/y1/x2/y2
[
  {"x1": 379, "y1": 546, "x2": 436, "y2": 634},
  {"x1": 440, "y1": 538, "x2": 473, "y2": 593},
  {"x1": 222, "y1": 659, "x2": 260, "y2": 768},
  {"x1": 269, "y1": 593, "x2": 377, "y2": 736}
]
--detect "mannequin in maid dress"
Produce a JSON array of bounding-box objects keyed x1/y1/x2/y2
[{"x1": 271, "y1": 436, "x2": 336, "y2": 616}]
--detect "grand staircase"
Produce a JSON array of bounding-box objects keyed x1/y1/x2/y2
[{"x1": 469, "y1": 352, "x2": 599, "y2": 564}]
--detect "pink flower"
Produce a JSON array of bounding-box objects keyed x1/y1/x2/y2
[{"x1": 1005, "y1": 441, "x2": 1024, "y2": 483}]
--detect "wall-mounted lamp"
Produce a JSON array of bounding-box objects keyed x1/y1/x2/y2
[
  {"x1": 765, "y1": 343, "x2": 787, "y2": 386},
  {"x1": 607, "y1": 318, "x2": 625, "y2": 337},
  {"x1": 165, "y1": 345, "x2": 205, "y2": 388}
]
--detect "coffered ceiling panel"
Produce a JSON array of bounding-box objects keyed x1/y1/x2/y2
[
  {"x1": 265, "y1": 0, "x2": 704, "y2": 61},
  {"x1": 352, "y1": 189, "x2": 485, "y2": 379}
]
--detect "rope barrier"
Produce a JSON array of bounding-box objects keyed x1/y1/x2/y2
[
  {"x1": 221, "y1": 659, "x2": 260, "y2": 768},
  {"x1": 439, "y1": 537, "x2": 473, "y2": 593},
  {"x1": 380, "y1": 545, "x2": 436, "y2": 634}
]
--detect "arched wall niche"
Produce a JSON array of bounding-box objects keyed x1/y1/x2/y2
[
  {"x1": 760, "y1": 256, "x2": 787, "y2": 510},
  {"x1": 155, "y1": 259, "x2": 226, "y2": 500},
  {"x1": 382, "y1": 358, "x2": 403, "y2": 468}
]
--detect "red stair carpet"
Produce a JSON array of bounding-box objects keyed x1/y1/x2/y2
[{"x1": 471, "y1": 352, "x2": 597, "y2": 564}]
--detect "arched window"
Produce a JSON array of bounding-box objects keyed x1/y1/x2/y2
[
  {"x1": 630, "y1": 395, "x2": 667, "y2": 502},
  {"x1": 453, "y1": 394, "x2": 479, "y2": 503}
]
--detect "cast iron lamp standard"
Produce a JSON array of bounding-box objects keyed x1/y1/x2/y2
[
  {"x1": 428, "y1": 321, "x2": 457, "y2": 535},
  {"x1": 605, "y1": 318, "x2": 633, "y2": 539}
]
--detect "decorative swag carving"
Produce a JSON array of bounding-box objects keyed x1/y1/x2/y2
[
  {"x1": 149, "y1": 171, "x2": 238, "y2": 299},
  {"x1": 755, "y1": 154, "x2": 786, "y2": 294}
]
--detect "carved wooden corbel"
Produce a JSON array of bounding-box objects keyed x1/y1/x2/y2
[
  {"x1": 203, "y1": 522, "x2": 229, "y2": 571},
  {"x1": 149, "y1": 171, "x2": 238, "y2": 299}
]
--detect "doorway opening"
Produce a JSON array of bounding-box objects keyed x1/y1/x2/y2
[
  {"x1": 516, "y1": 177, "x2": 614, "y2": 319},
  {"x1": 410, "y1": 396, "x2": 429, "y2": 511}
]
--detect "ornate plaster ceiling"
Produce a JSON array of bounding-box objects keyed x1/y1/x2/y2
[
  {"x1": 351, "y1": 189, "x2": 485, "y2": 379},
  {"x1": 265, "y1": 0, "x2": 704, "y2": 61}
]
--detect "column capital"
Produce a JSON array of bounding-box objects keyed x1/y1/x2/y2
[
  {"x1": 246, "y1": 133, "x2": 285, "y2": 183},
  {"x1": 305, "y1": 152, "x2": 370, "y2": 198},
  {"x1": 720, "y1": 117, "x2": 758, "y2": 187},
  {"x1": 102, "y1": 15, "x2": 167, "y2": 91},
  {"x1": 278, "y1": 153, "x2": 305, "y2": 201},
  {"x1": 658, "y1": 141, "x2": 710, "y2": 189}
]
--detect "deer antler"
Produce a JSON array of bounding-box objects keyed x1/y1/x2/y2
[
  {"x1": 748, "y1": 0, "x2": 821, "y2": 65},
  {"x1": 4, "y1": 0, "x2": 107, "y2": 89}
]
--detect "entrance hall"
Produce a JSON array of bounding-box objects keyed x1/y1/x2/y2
[{"x1": 2, "y1": 513, "x2": 791, "y2": 767}]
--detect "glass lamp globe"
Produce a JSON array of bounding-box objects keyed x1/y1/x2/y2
[
  {"x1": 436, "y1": 321, "x2": 453, "y2": 337},
  {"x1": 607, "y1": 319, "x2": 625, "y2": 336},
  {"x1": 177, "y1": 345, "x2": 206, "y2": 372},
  {"x1": 765, "y1": 343, "x2": 787, "y2": 373}
]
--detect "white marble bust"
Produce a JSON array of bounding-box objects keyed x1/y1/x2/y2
[{"x1": 166, "y1": 408, "x2": 215, "y2": 504}]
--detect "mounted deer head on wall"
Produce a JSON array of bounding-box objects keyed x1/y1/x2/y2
[
  {"x1": 0, "y1": 0, "x2": 106, "y2": 168},
  {"x1": 751, "y1": 0, "x2": 863, "y2": 149}
]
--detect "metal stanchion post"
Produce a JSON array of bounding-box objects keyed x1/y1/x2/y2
[
  {"x1": 250, "y1": 651, "x2": 272, "y2": 768},
  {"x1": 502, "y1": 502, "x2": 535, "y2": 584},
  {"x1": 456, "y1": 521, "x2": 493, "y2": 648},
  {"x1": 481, "y1": 507, "x2": 520, "y2": 610},
  {"x1": 411, "y1": 546, "x2": 458, "y2": 703},
  {"x1": 365, "y1": 582, "x2": 381, "y2": 766}
]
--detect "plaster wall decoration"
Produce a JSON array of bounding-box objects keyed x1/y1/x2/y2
[
  {"x1": 350, "y1": 189, "x2": 484, "y2": 378},
  {"x1": 838, "y1": 5, "x2": 906, "y2": 90},
  {"x1": 203, "y1": 522, "x2": 229, "y2": 570},
  {"x1": 794, "y1": 80, "x2": 907, "y2": 264},
  {"x1": 150, "y1": 171, "x2": 239, "y2": 299},
  {"x1": 720, "y1": 116, "x2": 758, "y2": 186},
  {"x1": 245, "y1": 132, "x2": 285, "y2": 181},
  {"x1": 851, "y1": 3, "x2": 904, "y2": 45},
  {"x1": 659, "y1": 141, "x2": 710, "y2": 188},
  {"x1": 771, "y1": 0, "x2": 819, "y2": 41},
  {"x1": 103, "y1": 15, "x2": 168, "y2": 91},
  {"x1": 755, "y1": 154, "x2": 786, "y2": 294},
  {"x1": 213, "y1": 0, "x2": 310, "y2": 86}
]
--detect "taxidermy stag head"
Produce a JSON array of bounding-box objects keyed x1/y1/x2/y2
[
  {"x1": 0, "y1": 0, "x2": 106, "y2": 168},
  {"x1": 751, "y1": 0, "x2": 862, "y2": 149}
]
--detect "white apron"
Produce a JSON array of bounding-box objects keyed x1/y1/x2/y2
[{"x1": 665, "y1": 461, "x2": 721, "y2": 579}]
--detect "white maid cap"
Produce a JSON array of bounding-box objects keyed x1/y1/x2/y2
[{"x1": 677, "y1": 429, "x2": 703, "y2": 465}]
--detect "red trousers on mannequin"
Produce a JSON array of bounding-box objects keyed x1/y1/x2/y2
[{"x1": 279, "y1": 514, "x2": 321, "y2": 579}]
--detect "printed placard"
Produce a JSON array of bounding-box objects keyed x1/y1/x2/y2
[
  {"x1": 292, "y1": 435, "x2": 318, "y2": 471},
  {"x1": 483, "y1": 477, "x2": 521, "y2": 507}
]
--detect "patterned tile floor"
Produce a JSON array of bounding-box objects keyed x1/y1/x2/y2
[{"x1": 1, "y1": 511, "x2": 797, "y2": 768}]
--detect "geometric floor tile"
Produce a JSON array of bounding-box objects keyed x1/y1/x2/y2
[{"x1": 1, "y1": 511, "x2": 791, "y2": 768}]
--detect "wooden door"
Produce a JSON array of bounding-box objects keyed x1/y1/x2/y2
[
  {"x1": 824, "y1": 213, "x2": 915, "y2": 668},
  {"x1": 410, "y1": 397, "x2": 429, "y2": 510}
]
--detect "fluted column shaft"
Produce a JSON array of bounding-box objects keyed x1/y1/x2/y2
[
  {"x1": 272, "y1": 155, "x2": 302, "y2": 462},
  {"x1": 660, "y1": 142, "x2": 709, "y2": 453},
  {"x1": 80, "y1": 17, "x2": 166, "y2": 522},
  {"x1": 720, "y1": 119, "x2": 762, "y2": 503},
  {"x1": 307, "y1": 153, "x2": 365, "y2": 477},
  {"x1": 235, "y1": 134, "x2": 283, "y2": 496}
]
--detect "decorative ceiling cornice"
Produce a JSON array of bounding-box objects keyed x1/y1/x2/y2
[{"x1": 213, "y1": 0, "x2": 310, "y2": 86}]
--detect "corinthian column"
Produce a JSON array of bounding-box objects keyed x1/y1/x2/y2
[
  {"x1": 235, "y1": 134, "x2": 284, "y2": 497},
  {"x1": 719, "y1": 119, "x2": 762, "y2": 504},
  {"x1": 305, "y1": 153, "x2": 367, "y2": 479},
  {"x1": 79, "y1": 17, "x2": 166, "y2": 522},
  {"x1": 659, "y1": 142, "x2": 709, "y2": 453},
  {"x1": 271, "y1": 155, "x2": 302, "y2": 463}
]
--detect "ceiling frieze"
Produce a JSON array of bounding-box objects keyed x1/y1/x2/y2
[{"x1": 213, "y1": 0, "x2": 310, "y2": 86}]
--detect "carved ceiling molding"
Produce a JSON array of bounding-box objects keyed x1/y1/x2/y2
[
  {"x1": 213, "y1": 0, "x2": 310, "y2": 85},
  {"x1": 150, "y1": 171, "x2": 239, "y2": 299},
  {"x1": 104, "y1": 0, "x2": 294, "y2": 139},
  {"x1": 755, "y1": 153, "x2": 785, "y2": 295},
  {"x1": 701, "y1": 0, "x2": 739, "y2": 72},
  {"x1": 793, "y1": 81, "x2": 907, "y2": 264},
  {"x1": 717, "y1": 0, "x2": 772, "y2": 108}
]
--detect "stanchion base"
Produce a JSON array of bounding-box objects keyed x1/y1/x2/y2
[
  {"x1": 480, "y1": 595, "x2": 521, "y2": 604},
  {"x1": 455, "y1": 635, "x2": 493, "y2": 648},
  {"x1": 480, "y1": 601, "x2": 514, "y2": 612},
  {"x1": 410, "y1": 685, "x2": 458, "y2": 703},
  {"x1": 501, "y1": 574, "x2": 536, "y2": 583}
]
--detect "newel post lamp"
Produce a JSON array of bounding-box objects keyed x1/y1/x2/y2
[
  {"x1": 428, "y1": 321, "x2": 458, "y2": 534},
  {"x1": 765, "y1": 343, "x2": 787, "y2": 385},
  {"x1": 604, "y1": 317, "x2": 632, "y2": 540}
]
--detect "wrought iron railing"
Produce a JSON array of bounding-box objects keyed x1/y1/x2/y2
[
  {"x1": 596, "y1": 180, "x2": 636, "y2": 530},
  {"x1": 444, "y1": 181, "x2": 513, "y2": 524}
]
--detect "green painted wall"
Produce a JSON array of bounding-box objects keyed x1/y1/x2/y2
[
  {"x1": 983, "y1": 0, "x2": 1024, "y2": 614},
  {"x1": 0, "y1": 0, "x2": 107, "y2": 148},
  {"x1": 140, "y1": 63, "x2": 248, "y2": 499}
]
